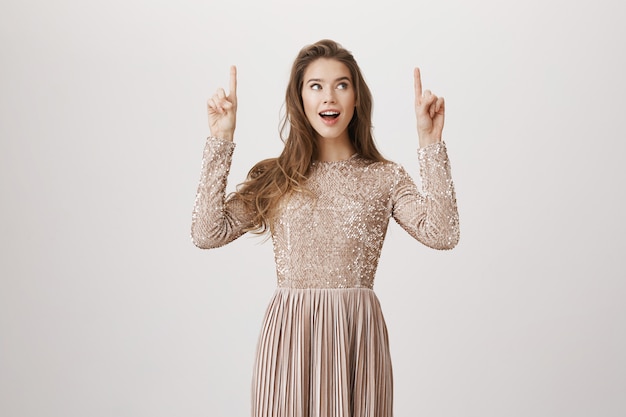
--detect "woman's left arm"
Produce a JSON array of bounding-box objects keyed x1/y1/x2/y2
[
  {"x1": 391, "y1": 144, "x2": 460, "y2": 250},
  {"x1": 390, "y1": 68, "x2": 459, "y2": 249}
]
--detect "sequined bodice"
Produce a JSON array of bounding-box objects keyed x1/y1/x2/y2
[
  {"x1": 191, "y1": 138, "x2": 459, "y2": 289},
  {"x1": 272, "y1": 157, "x2": 398, "y2": 288}
]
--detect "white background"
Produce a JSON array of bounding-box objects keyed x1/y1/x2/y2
[{"x1": 1, "y1": 0, "x2": 625, "y2": 416}]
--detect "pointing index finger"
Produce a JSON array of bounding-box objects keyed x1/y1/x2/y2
[
  {"x1": 414, "y1": 67, "x2": 422, "y2": 102},
  {"x1": 229, "y1": 65, "x2": 237, "y2": 98}
]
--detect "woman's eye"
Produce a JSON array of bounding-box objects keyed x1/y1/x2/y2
[
  {"x1": 337, "y1": 82, "x2": 349, "y2": 90},
  {"x1": 311, "y1": 83, "x2": 322, "y2": 90}
]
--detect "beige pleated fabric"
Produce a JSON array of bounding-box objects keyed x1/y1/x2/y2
[
  {"x1": 191, "y1": 137, "x2": 460, "y2": 417},
  {"x1": 252, "y1": 288, "x2": 393, "y2": 417}
]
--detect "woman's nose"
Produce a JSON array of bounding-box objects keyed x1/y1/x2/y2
[{"x1": 323, "y1": 90, "x2": 336, "y2": 103}]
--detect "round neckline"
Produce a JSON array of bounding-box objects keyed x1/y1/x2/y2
[{"x1": 312, "y1": 153, "x2": 359, "y2": 166}]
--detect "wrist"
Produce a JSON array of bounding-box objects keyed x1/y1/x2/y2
[
  {"x1": 418, "y1": 136, "x2": 441, "y2": 148},
  {"x1": 211, "y1": 131, "x2": 234, "y2": 141}
]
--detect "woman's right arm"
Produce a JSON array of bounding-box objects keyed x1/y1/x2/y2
[
  {"x1": 191, "y1": 66, "x2": 252, "y2": 249},
  {"x1": 190, "y1": 137, "x2": 252, "y2": 248}
]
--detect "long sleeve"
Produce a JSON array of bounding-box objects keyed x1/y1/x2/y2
[
  {"x1": 391, "y1": 141, "x2": 460, "y2": 250},
  {"x1": 190, "y1": 137, "x2": 254, "y2": 249}
]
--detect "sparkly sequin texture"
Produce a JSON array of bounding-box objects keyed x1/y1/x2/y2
[
  {"x1": 191, "y1": 137, "x2": 460, "y2": 288},
  {"x1": 191, "y1": 136, "x2": 460, "y2": 417}
]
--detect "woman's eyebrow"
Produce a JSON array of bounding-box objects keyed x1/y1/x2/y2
[{"x1": 305, "y1": 76, "x2": 352, "y2": 83}]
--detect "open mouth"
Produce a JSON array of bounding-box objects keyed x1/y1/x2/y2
[{"x1": 319, "y1": 111, "x2": 340, "y2": 120}]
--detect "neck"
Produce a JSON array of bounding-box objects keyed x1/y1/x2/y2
[{"x1": 315, "y1": 134, "x2": 356, "y2": 162}]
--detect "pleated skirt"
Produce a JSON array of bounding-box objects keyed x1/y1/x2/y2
[{"x1": 252, "y1": 287, "x2": 393, "y2": 417}]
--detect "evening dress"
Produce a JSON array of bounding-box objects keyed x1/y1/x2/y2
[{"x1": 191, "y1": 137, "x2": 460, "y2": 417}]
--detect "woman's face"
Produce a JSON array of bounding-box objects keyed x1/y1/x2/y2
[{"x1": 301, "y1": 58, "x2": 355, "y2": 142}]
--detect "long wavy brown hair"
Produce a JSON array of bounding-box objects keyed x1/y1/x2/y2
[{"x1": 235, "y1": 39, "x2": 387, "y2": 233}]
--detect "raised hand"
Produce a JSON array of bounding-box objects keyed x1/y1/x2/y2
[
  {"x1": 207, "y1": 66, "x2": 238, "y2": 141},
  {"x1": 414, "y1": 67, "x2": 445, "y2": 148}
]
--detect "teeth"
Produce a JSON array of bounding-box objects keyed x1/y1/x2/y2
[{"x1": 320, "y1": 111, "x2": 339, "y2": 116}]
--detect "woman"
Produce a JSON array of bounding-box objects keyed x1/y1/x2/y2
[{"x1": 191, "y1": 39, "x2": 459, "y2": 417}]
